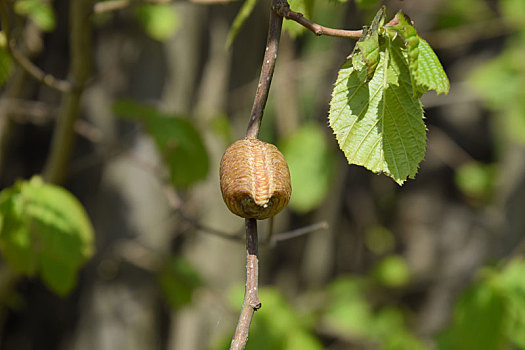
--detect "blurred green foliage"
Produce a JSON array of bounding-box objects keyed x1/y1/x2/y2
[
  {"x1": 157, "y1": 256, "x2": 203, "y2": 309},
  {"x1": 282, "y1": 0, "x2": 314, "y2": 37},
  {"x1": 439, "y1": 260, "x2": 525, "y2": 349},
  {"x1": 372, "y1": 255, "x2": 410, "y2": 288},
  {"x1": 0, "y1": 46, "x2": 12, "y2": 88},
  {"x1": 280, "y1": 124, "x2": 335, "y2": 213},
  {"x1": 365, "y1": 225, "x2": 395, "y2": 255},
  {"x1": 113, "y1": 99, "x2": 209, "y2": 188},
  {"x1": 217, "y1": 287, "x2": 323, "y2": 350},
  {"x1": 468, "y1": 0, "x2": 525, "y2": 146},
  {"x1": 0, "y1": 177, "x2": 94, "y2": 296},
  {"x1": 14, "y1": 0, "x2": 56, "y2": 32},
  {"x1": 135, "y1": 4, "x2": 179, "y2": 41},
  {"x1": 455, "y1": 161, "x2": 495, "y2": 203}
]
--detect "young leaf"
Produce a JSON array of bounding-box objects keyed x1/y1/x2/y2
[
  {"x1": 329, "y1": 38, "x2": 426, "y2": 184},
  {"x1": 226, "y1": 0, "x2": 259, "y2": 48},
  {"x1": 386, "y1": 12, "x2": 449, "y2": 96},
  {"x1": 113, "y1": 100, "x2": 209, "y2": 188},
  {"x1": 351, "y1": 7, "x2": 384, "y2": 80},
  {"x1": 0, "y1": 177, "x2": 94, "y2": 296}
]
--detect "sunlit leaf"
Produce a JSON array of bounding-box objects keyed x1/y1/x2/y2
[
  {"x1": 386, "y1": 11, "x2": 449, "y2": 97},
  {"x1": 0, "y1": 177, "x2": 94, "y2": 296},
  {"x1": 135, "y1": 4, "x2": 179, "y2": 41},
  {"x1": 351, "y1": 7, "x2": 383, "y2": 80},
  {"x1": 14, "y1": 0, "x2": 56, "y2": 32},
  {"x1": 114, "y1": 100, "x2": 209, "y2": 188},
  {"x1": 329, "y1": 38, "x2": 426, "y2": 184},
  {"x1": 280, "y1": 124, "x2": 335, "y2": 213}
]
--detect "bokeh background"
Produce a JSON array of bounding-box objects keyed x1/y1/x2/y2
[{"x1": 1, "y1": 0, "x2": 525, "y2": 349}]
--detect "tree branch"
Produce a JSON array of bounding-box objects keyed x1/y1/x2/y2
[
  {"x1": 276, "y1": 2, "x2": 363, "y2": 39},
  {"x1": 230, "y1": 218, "x2": 261, "y2": 350},
  {"x1": 43, "y1": 0, "x2": 95, "y2": 184},
  {"x1": 245, "y1": 1, "x2": 283, "y2": 139}
]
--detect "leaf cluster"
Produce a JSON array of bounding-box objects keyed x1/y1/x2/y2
[{"x1": 329, "y1": 8, "x2": 449, "y2": 184}]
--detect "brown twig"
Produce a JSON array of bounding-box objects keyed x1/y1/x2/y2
[
  {"x1": 245, "y1": 1, "x2": 283, "y2": 139},
  {"x1": 271, "y1": 221, "x2": 329, "y2": 246},
  {"x1": 230, "y1": 218, "x2": 261, "y2": 350},
  {"x1": 7, "y1": 44, "x2": 72, "y2": 93},
  {"x1": 0, "y1": 3, "x2": 72, "y2": 93},
  {"x1": 276, "y1": 2, "x2": 362, "y2": 39}
]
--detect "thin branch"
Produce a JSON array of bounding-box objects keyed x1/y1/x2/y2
[
  {"x1": 7, "y1": 44, "x2": 72, "y2": 92},
  {"x1": 0, "y1": 4, "x2": 72, "y2": 93},
  {"x1": 43, "y1": 0, "x2": 95, "y2": 184},
  {"x1": 230, "y1": 218, "x2": 261, "y2": 350},
  {"x1": 245, "y1": 1, "x2": 284, "y2": 139},
  {"x1": 270, "y1": 221, "x2": 329, "y2": 246},
  {"x1": 276, "y1": 2, "x2": 362, "y2": 39}
]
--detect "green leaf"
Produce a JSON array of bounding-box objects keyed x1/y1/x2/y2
[
  {"x1": 386, "y1": 12, "x2": 449, "y2": 96},
  {"x1": 113, "y1": 100, "x2": 209, "y2": 188},
  {"x1": 280, "y1": 124, "x2": 335, "y2": 213},
  {"x1": 14, "y1": 0, "x2": 56, "y2": 32},
  {"x1": 157, "y1": 256, "x2": 202, "y2": 309},
  {"x1": 135, "y1": 4, "x2": 179, "y2": 41},
  {"x1": 438, "y1": 281, "x2": 507, "y2": 350},
  {"x1": 329, "y1": 38, "x2": 426, "y2": 184},
  {"x1": 352, "y1": 7, "x2": 384, "y2": 80},
  {"x1": 0, "y1": 177, "x2": 94, "y2": 296},
  {"x1": 226, "y1": 0, "x2": 259, "y2": 48}
]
